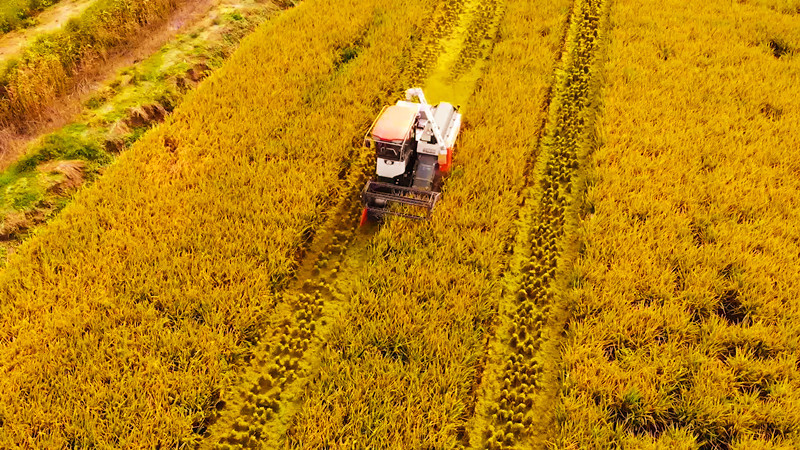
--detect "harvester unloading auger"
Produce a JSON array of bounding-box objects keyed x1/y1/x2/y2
[{"x1": 360, "y1": 88, "x2": 462, "y2": 223}]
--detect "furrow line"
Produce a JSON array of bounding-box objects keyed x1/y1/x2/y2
[
  {"x1": 448, "y1": 0, "x2": 501, "y2": 81},
  {"x1": 469, "y1": 0, "x2": 610, "y2": 446},
  {"x1": 205, "y1": 144, "x2": 374, "y2": 449}
]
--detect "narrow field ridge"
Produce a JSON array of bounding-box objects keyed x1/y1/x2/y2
[{"x1": 0, "y1": 0, "x2": 95, "y2": 60}]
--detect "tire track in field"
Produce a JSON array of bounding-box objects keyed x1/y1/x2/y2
[
  {"x1": 202, "y1": 143, "x2": 375, "y2": 449},
  {"x1": 201, "y1": 0, "x2": 504, "y2": 446},
  {"x1": 423, "y1": 0, "x2": 501, "y2": 107},
  {"x1": 467, "y1": 0, "x2": 610, "y2": 447},
  {"x1": 448, "y1": 0, "x2": 501, "y2": 81}
]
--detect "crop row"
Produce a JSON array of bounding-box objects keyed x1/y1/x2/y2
[
  {"x1": 278, "y1": 0, "x2": 571, "y2": 446},
  {"x1": 213, "y1": 287, "x2": 328, "y2": 449},
  {"x1": 209, "y1": 144, "x2": 374, "y2": 448},
  {"x1": 554, "y1": 0, "x2": 800, "y2": 446},
  {"x1": 474, "y1": 0, "x2": 609, "y2": 446},
  {"x1": 449, "y1": 0, "x2": 500, "y2": 80},
  {"x1": 406, "y1": 0, "x2": 464, "y2": 86},
  {"x1": 202, "y1": 1, "x2": 448, "y2": 442},
  {"x1": 206, "y1": 0, "x2": 473, "y2": 445},
  {"x1": 0, "y1": 0, "x2": 185, "y2": 128},
  {"x1": 0, "y1": 0, "x2": 432, "y2": 445}
]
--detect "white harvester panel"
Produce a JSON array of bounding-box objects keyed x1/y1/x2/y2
[
  {"x1": 417, "y1": 102, "x2": 458, "y2": 156},
  {"x1": 377, "y1": 158, "x2": 406, "y2": 179}
]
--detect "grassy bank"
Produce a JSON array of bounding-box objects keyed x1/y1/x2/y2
[
  {"x1": 0, "y1": 0, "x2": 64, "y2": 34},
  {"x1": 0, "y1": 0, "x2": 183, "y2": 127},
  {"x1": 0, "y1": 0, "x2": 281, "y2": 263}
]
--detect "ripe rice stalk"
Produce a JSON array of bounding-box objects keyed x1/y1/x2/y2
[
  {"x1": 282, "y1": 0, "x2": 572, "y2": 446},
  {"x1": 553, "y1": 0, "x2": 800, "y2": 446},
  {"x1": 0, "y1": 0, "x2": 430, "y2": 445}
]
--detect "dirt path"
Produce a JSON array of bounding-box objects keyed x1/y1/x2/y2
[
  {"x1": 0, "y1": 0, "x2": 96, "y2": 61},
  {"x1": 0, "y1": 0, "x2": 219, "y2": 169}
]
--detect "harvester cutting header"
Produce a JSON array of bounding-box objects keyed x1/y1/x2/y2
[{"x1": 360, "y1": 88, "x2": 462, "y2": 222}]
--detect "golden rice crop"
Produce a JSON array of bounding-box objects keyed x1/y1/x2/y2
[
  {"x1": 196, "y1": 0, "x2": 445, "y2": 446},
  {"x1": 282, "y1": 0, "x2": 571, "y2": 446},
  {"x1": 0, "y1": 0, "x2": 431, "y2": 445},
  {"x1": 554, "y1": 0, "x2": 800, "y2": 447}
]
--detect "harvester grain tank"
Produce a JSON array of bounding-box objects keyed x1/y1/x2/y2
[{"x1": 360, "y1": 88, "x2": 462, "y2": 222}]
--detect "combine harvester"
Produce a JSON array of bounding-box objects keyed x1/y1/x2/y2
[{"x1": 360, "y1": 88, "x2": 462, "y2": 223}]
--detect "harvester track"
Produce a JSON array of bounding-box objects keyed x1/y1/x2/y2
[
  {"x1": 201, "y1": 0, "x2": 502, "y2": 445},
  {"x1": 466, "y1": 0, "x2": 610, "y2": 446},
  {"x1": 203, "y1": 144, "x2": 375, "y2": 448}
]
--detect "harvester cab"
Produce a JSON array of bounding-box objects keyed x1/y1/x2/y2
[{"x1": 360, "y1": 88, "x2": 462, "y2": 223}]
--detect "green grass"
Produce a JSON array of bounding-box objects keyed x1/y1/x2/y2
[{"x1": 4, "y1": 176, "x2": 42, "y2": 210}]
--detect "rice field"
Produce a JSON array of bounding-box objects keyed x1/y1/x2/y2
[
  {"x1": 0, "y1": 0, "x2": 796, "y2": 445},
  {"x1": 553, "y1": 0, "x2": 800, "y2": 446}
]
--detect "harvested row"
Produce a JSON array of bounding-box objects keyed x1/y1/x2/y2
[
  {"x1": 206, "y1": 0, "x2": 472, "y2": 444},
  {"x1": 0, "y1": 0, "x2": 428, "y2": 445},
  {"x1": 470, "y1": 0, "x2": 609, "y2": 447},
  {"x1": 405, "y1": 0, "x2": 464, "y2": 86},
  {"x1": 449, "y1": 0, "x2": 500, "y2": 80},
  {"x1": 207, "y1": 141, "x2": 375, "y2": 449},
  {"x1": 0, "y1": 0, "x2": 183, "y2": 128},
  {"x1": 554, "y1": 0, "x2": 800, "y2": 447},
  {"x1": 281, "y1": 0, "x2": 569, "y2": 446}
]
